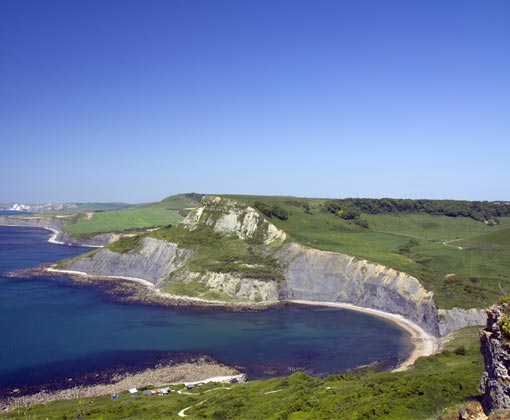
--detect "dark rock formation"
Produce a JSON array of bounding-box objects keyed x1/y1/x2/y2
[{"x1": 480, "y1": 304, "x2": 510, "y2": 414}]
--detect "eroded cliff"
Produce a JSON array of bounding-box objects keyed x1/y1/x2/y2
[
  {"x1": 66, "y1": 237, "x2": 192, "y2": 286},
  {"x1": 480, "y1": 303, "x2": 510, "y2": 415},
  {"x1": 278, "y1": 242, "x2": 439, "y2": 336},
  {"x1": 50, "y1": 195, "x2": 489, "y2": 337}
]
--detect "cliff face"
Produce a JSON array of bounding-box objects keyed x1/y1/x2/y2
[
  {"x1": 0, "y1": 216, "x2": 111, "y2": 247},
  {"x1": 480, "y1": 304, "x2": 510, "y2": 414},
  {"x1": 66, "y1": 237, "x2": 192, "y2": 286},
  {"x1": 439, "y1": 308, "x2": 487, "y2": 337},
  {"x1": 181, "y1": 196, "x2": 286, "y2": 244},
  {"x1": 47, "y1": 196, "x2": 487, "y2": 337},
  {"x1": 277, "y1": 243, "x2": 440, "y2": 336}
]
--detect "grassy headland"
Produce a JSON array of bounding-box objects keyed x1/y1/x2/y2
[
  {"x1": 63, "y1": 194, "x2": 203, "y2": 238},
  {"x1": 224, "y1": 195, "x2": 510, "y2": 309}
]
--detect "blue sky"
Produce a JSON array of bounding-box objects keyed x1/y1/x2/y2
[{"x1": 1, "y1": 0, "x2": 509, "y2": 203}]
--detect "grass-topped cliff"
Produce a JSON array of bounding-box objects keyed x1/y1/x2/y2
[
  {"x1": 223, "y1": 195, "x2": 510, "y2": 309},
  {"x1": 54, "y1": 193, "x2": 510, "y2": 310},
  {"x1": 23, "y1": 194, "x2": 510, "y2": 308}
]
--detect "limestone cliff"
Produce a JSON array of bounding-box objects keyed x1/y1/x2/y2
[
  {"x1": 480, "y1": 304, "x2": 510, "y2": 414},
  {"x1": 51, "y1": 195, "x2": 487, "y2": 337},
  {"x1": 180, "y1": 196, "x2": 286, "y2": 244},
  {"x1": 66, "y1": 237, "x2": 192, "y2": 286},
  {"x1": 277, "y1": 242, "x2": 439, "y2": 336},
  {"x1": 439, "y1": 308, "x2": 487, "y2": 337}
]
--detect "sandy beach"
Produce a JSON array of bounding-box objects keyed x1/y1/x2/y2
[
  {"x1": 45, "y1": 269, "x2": 438, "y2": 372},
  {"x1": 288, "y1": 300, "x2": 438, "y2": 372}
]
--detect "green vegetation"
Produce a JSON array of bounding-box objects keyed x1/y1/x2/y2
[
  {"x1": 3, "y1": 327, "x2": 482, "y2": 420},
  {"x1": 254, "y1": 201, "x2": 289, "y2": 220},
  {"x1": 107, "y1": 235, "x2": 144, "y2": 254},
  {"x1": 151, "y1": 225, "x2": 284, "y2": 286},
  {"x1": 324, "y1": 197, "x2": 510, "y2": 224},
  {"x1": 65, "y1": 207, "x2": 182, "y2": 238},
  {"x1": 225, "y1": 195, "x2": 510, "y2": 309},
  {"x1": 63, "y1": 194, "x2": 203, "y2": 238}
]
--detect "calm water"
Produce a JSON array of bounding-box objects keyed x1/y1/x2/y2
[{"x1": 0, "y1": 223, "x2": 412, "y2": 389}]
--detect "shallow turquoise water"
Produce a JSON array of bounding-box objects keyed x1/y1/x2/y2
[{"x1": 0, "y1": 224, "x2": 412, "y2": 390}]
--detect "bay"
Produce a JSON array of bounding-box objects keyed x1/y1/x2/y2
[{"x1": 0, "y1": 224, "x2": 412, "y2": 390}]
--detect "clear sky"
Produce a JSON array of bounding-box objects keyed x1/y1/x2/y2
[{"x1": 1, "y1": 0, "x2": 509, "y2": 203}]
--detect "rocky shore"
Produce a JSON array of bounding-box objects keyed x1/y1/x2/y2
[
  {"x1": 5, "y1": 267, "x2": 277, "y2": 312},
  {"x1": 0, "y1": 355, "x2": 240, "y2": 411}
]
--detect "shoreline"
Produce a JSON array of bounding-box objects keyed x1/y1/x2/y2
[
  {"x1": 44, "y1": 267, "x2": 277, "y2": 309},
  {"x1": 288, "y1": 300, "x2": 438, "y2": 372},
  {"x1": 0, "y1": 222, "x2": 103, "y2": 248},
  {"x1": 1, "y1": 357, "x2": 242, "y2": 412},
  {"x1": 47, "y1": 268, "x2": 438, "y2": 371}
]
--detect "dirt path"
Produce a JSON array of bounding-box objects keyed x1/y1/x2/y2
[{"x1": 442, "y1": 238, "x2": 464, "y2": 250}]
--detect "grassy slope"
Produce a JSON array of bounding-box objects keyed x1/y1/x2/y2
[
  {"x1": 64, "y1": 194, "x2": 202, "y2": 238},
  {"x1": 224, "y1": 195, "x2": 510, "y2": 309},
  {"x1": 3, "y1": 327, "x2": 482, "y2": 420}
]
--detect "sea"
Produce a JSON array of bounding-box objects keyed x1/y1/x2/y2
[{"x1": 0, "y1": 217, "x2": 412, "y2": 393}]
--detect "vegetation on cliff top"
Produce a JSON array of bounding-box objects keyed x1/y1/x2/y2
[
  {"x1": 3, "y1": 327, "x2": 482, "y2": 420},
  {"x1": 59, "y1": 192, "x2": 510, "y2": 309},
  {"x1": 226, "y1": 194, "x2": 510, "y2": 309},
  {"x1": 63, "y1": 194, "x2": 202, "y2": 238},
  {"x1": 152, "y1": 225, "x2": 285, "y2": 284}
]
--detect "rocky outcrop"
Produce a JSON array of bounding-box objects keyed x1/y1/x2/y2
[
  {"x1": 277, "y1": 243, "x2": 440, "y2": 336},
  {"x1": 181, "y1": 196, "x2": 286, "y2": 244},
  {"x1": 203, "y1": 272, "x2": 279, "y2": 301},
  {"x1": 0, "y1": 216, "x2": 111, "y2": 247},
  {"x1": 480, "y1": 304, "x2": 510, "y2": 414},
  {"x1": 439, "y1": 308, "x2": 487, "y2": 337},
  {"x1": 66, "y1": 238, "x2": 192, "y2": 286}
]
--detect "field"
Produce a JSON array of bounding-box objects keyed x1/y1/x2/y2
[
  {"x1": 225, "y1": 195, "x2": 510, "y2": 309},
  {"x1": 65, "y1": 207, "x2": 183, "y2": 237},
  {"x1": 3, "y1": 327, "x2": 483, "y2": 420},
  {"x1": 64, "y1": 194, "x2": 203, "y2": 238}
]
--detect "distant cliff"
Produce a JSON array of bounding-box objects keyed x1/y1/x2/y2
[{"x1": 0, "y1": 216, "x2": 111, "y2": 247}]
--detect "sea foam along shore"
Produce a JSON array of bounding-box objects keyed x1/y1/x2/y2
[
  {"x1": 288, "y1": 300, "x2": 438, "y2": 372},
  {"x1": 46, "y1": 268, "x2": 438, "y2": 373},
  {"x1": 44, "y1": 227, "x2": 103, "y2": 248}
]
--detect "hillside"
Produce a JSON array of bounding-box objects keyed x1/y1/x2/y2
[
  {"x1": 63, "y1": 194, "x2": 203, "y2": 238},
  {"x1": 224, "y1": 195, "x2": 510, "y2": 309}
]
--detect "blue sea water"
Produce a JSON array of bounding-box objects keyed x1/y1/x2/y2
[{"x1": 0, "y1": 223, "x2": 412, "y2": 390}]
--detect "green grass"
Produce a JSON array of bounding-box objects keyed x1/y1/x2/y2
[
  {"x1": 3, "y1": 327, "x2": 482, "y2": 420},
  {"x1": 224, "y1": 195, "x2": 510, "y2": 309},
  {"x1": 63, "y1": 194, "x2": 204, "y2": 238},
  {"x1": 151, "y1": 225, "x2": 285, "y2": 287},
  {"x1": 65, "y1": 207, "x2": 182, "y2": 237}
]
